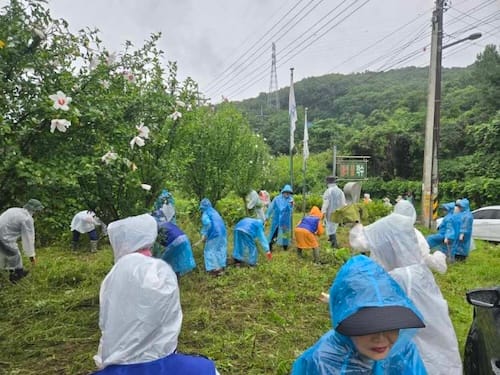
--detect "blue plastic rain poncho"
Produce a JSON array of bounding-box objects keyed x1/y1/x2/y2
[
  {"x1": 426, "y1": 202, "x2": 456, "y2": 256},
  {"x1": 154, "y1": 221, "x2": 196, "y2": 276},
  {"x1": 232, "y1": 218, "x2": 270, "y2": 265},
  {"x1": 93, "y1": 214, "x2": 218, "y2": 375},
  {"x1": 152, "y1": 189, "x2": 176, "y2": 224},
  {"x1": 0, "y1": 200, "x2": 43, "y2": 269},
  {"x1": 199, "y1": 198, "x2": 227, "y2": 271},
  {"x1": 266, "y1": 185, "x2": 294, "y2": 247},
  {"x1": 292, "y1": 255, "x2": 427, "y2": 374},
  {"x1": 455, "y1": 198, "x2": 474, "y2": 257},
  {"x1": 350, "y1": 202, "x2": 462, "y2": 375}
]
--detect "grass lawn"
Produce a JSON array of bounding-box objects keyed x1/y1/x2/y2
[{"x1": 1, "y1": 224, "x2": 499, "y2": 374}]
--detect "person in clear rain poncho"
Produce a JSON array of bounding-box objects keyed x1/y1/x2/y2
[
  {"x1": 245, "y1": 190, "x2": 266, "y2": 221},
  {"x1": 0, "y1": 199, "x2": 44, "y2": 283},
  {"x1": 232, "y1": 217, "x2": 272, "y2": 267},
  {"x1": 266, "y1": 184, "x2": 294, "y2": 251},
  {"x1": 196, "y1": 198, "x2": 227, "y2": 276},
  {"x1": 292, "y1": 255, "x2": 427, "y2": 374},
  {"x1": 70, "y1": 209, "x2": 107, "y2": 252},
  {"x1": 93, "y1": 214, "x2": 219, "y2": 375},
  {"x1": 321, "y1": 176, "x2": 346, "y2": 248},
  {"x1": 349, "y1": 200, "x2": 462, "y2": 375}
]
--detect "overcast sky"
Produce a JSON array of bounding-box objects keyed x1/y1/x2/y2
[{"x1": 43, "y1": 0, "x2": 500, "y2": 102}]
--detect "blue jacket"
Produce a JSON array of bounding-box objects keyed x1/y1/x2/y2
[
  {"x1": 297, "y1": 216, "x2": 320, "y2": 234},
  {"x1": 292, "y1": 256, "x2": 427, "y2": 374},
  {"x1": 93, "y1": 352, "x2": 217, "y2": 375}
]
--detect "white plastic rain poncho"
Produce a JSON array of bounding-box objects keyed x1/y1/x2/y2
[
  {"x1": 0, "y1": 207, "x2": 36, "y2": 269},
  {"x1": 321, "y1": 180, "x2": 346, "y2": 236},
  {"x1": 70, "y1": 210, "x2": 107, "y2": 235},
  {"x1": 94, "y1": 214, "x2": 218, "y2": 374},
  {"x1": 292, "y1": 255, "x2": 427, "y2": 374},
  {"x1": 349, "y1": 201, "x2": 462, "y2": 375}
]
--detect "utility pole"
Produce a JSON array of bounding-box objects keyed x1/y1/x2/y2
[{"x1": 422, "y1": 0, "x2": 444, "y2": 229}]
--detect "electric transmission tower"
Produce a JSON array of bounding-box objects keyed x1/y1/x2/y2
[{"x1": 267, "y1": 42, "x2": 280, "y2": 110}]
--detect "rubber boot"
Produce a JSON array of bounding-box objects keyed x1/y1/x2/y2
[
  {"x1": 329, "y1": 234, "x2": 338, "y2": 248},
  {"x1": 71, "y1": 241, "x2": 78, "y2": 251},
  {"x1": 313, "y1": 248, "x2": 321, "y2": 264},
  {"x1": 297, "y1": 248, "x2": 304, "y2": 258},
  {"x1": 9, "y1": 268, "x2": 29, "y2": 284},
  {"x1": 90, "y1": 240, "x2": 98, "y2": 253}
]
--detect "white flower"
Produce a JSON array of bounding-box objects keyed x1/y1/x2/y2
[
  {"x1": 141, "y1": 183, "x2": 152, "y2": 191},
  {"x1": 130, "y1": 136, "x2": 145, "y2": 149},
  {"x1": 50, "y1": 119, "x2": 71, "y2": 133},
  {"x1": 49, "y1": 91, "x2": 72, "y2": 111},
  {"x1": 122, "y1": 70, "x2": 135, "y2": 83},
  {"x1": 136, "y1": 123, "x2": 150, "y2": 139},
  {"x1": 168, "y1": 111, "x2": 182, "y2": 121},
  {"x1": 100, "y1": 79, "x2": 111, "y2": 89},
  {"x1": 175, "y1": 100, "x2": 186, "y2": 107},
  {"x1": 186, "y1": 104, "x2": 193, "y2": 111},
  {"x1": 101, "y1": 151, "x2": 118, "y2": 164}
]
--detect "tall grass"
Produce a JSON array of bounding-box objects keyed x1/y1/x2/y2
[{"x1": 1, "y1": 225, "x2": 499, "y2": 374}]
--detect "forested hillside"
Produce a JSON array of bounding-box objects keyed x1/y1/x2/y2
[{"x1": 235, "y1": 47, "x2": 500, "y2": 182}]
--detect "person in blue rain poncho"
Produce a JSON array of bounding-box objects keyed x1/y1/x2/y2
[
  {"x1": 196, "y1": 198, "x2": 227, "y2": 276},
  {"x1": 93, "y1": 214, "x2": 220, "y2": 375},
  {"x1": 265, "y1": 184, "x2": 294, "y2": 251},
  {"x1": 349, "y1": 200, "x2": 462, "y2": 375},
  {"x1": 453, "y1": 198, "x2": 474, "y2": 261},
  {"x1": 152, "y1": 189, "x2": 176, "y2": 224},
  {"x1": 426, "y1": 202, "x2": 457, "y2": 259},
  {"x1": 292, "y1": 255, "x2": 427, "y2": 374},
  {"x1": 232, "y1": 217, "x2": 272, "y2": 266},
  {"x1": 153, "y1": 221, "x2": 196, "y2": 278}
]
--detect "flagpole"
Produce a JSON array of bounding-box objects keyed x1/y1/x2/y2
[
  {"x1": 289, "y1": 67, "x2": 295, "y2": 190},
  {"x1": 289, "y1": 67, "x2": 297, "y2": 243},
  {"x1": 302, "y1": 107, "x2": 308, "y2": 216}
]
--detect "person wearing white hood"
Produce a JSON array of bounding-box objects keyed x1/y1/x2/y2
[
  {"x1": 93, "y1": 214, "x2": 219, "y2": 375},
  {"x1": 0, "y1": 199, "x2": 44, "y2": 283},
  {"x1": 348, "y1": 200, "x2": 462, "y2": 374}
]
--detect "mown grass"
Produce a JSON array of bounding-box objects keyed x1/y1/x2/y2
[{"x1": 0, "y1": 223, "x2": 499, "y2": 375}]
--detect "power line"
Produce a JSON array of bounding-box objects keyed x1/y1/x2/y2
[
  {"x1": 206, "y1": 0, "x2": 324, "y2": 96},
  {"x1": 227, "y1": 0, "x2": 372, "y2": 99},
  {"x1": 202, "y1": 0, "x2": 304, "y2": 92}
]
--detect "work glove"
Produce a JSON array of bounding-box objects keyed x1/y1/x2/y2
[{"x1": 266, "y1": 252, "x2": 272, "y2": 260}]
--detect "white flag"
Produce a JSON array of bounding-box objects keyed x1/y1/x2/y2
[
  {"x1": 289, "y1": 70, "x2": 297, "y2": 152},
  {"x1": 303, "y1": 109, "x2": 309, "y2": 161}
]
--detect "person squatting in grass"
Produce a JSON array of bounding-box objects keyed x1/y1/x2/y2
[
  {"x1": 231, "y1": 217, "x2": 272, "y2": 267},
  {"x1": 70, "y1": 209, "x2": 107, "y2": 253},
  {"x1": 195, "y1": 198, "x2": 227, "y2": 277},
  {"x1": 292, "y1": 255, "x2": 427, "y2": 374},
  {"x1": 93, "y1": 213, "x2": 220, "y2": 375},
  {"x1": 153, "y1": 220, "x2": 196, "y2": 279},
  {"x1": 265, "y1": 184, "x2": 294, "y2": 251},
  {"x1": 293, "y1": 206, "x2": 324, "y2": 264},
  {"x1": 0, "y1": 199, "x2": 44, "y2": 283}
]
